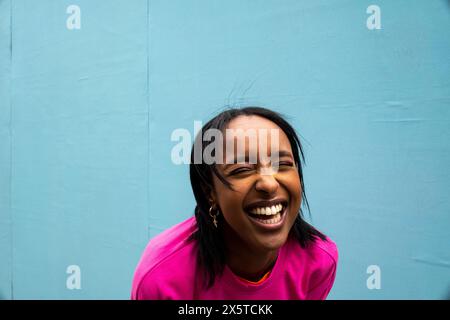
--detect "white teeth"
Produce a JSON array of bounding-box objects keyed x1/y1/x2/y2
[
  {"x1": 253, "y1": 213, "x2": 282, "y2": 224},
  {"x1": 249, "y1": 204, "x2": 284, "y2": 216}
]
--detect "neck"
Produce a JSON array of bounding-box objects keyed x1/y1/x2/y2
[{"x1": 222, "y1": 224, "x2": 279, "y2": 282}]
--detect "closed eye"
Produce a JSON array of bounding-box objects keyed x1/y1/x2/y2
[
  {"x1": 229, "y1": 166, "x2": 254, "y2": 175},
  {"x1": 274, "y1": 162, "x2": 294, "y2": 167}
]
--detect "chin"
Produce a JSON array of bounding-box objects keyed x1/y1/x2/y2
[{"x1": 259, "y1": 233, "x2": 288, "y2": 251}]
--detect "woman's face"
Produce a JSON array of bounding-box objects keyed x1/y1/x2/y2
[{"x1": 210, "y1": 115, "x2": 302, "y2": 253}]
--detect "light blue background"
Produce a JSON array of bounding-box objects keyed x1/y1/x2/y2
[{"x1": 1, "y1": 0, "x2": 449, "y2": 299}]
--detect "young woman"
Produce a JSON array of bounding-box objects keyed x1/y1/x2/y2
[{"x1": 131, "y1": 107, "x2": 338, "y2": 299}]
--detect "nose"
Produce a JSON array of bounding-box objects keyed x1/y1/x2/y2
[{"x1": 255, "y1": 170, "x2": 279, "y2": 195}]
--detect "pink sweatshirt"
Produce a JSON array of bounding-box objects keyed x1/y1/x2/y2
[{"x1": 131, "y1": 216, "x2": 338, "y2": 300}]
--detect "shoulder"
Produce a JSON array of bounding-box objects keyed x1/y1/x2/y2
[
  {"x1": 286, "y1": 233, "x2": 338, "y2": 269},
  {"x1": 131, "y1": 216, "x2": 199, "y2": 300},
  {"x1": 285, "y1": 234, "x2": 338, "y2": 292},
  {"x1": 305, "y1": 235, "x2": 338, "y2": 279},
  {"x1": 305, "y1": 236, "x2": 338, "y2": 298},
  {"x1": 312, "y1": 236, "x2": 339, "y2": 269}
]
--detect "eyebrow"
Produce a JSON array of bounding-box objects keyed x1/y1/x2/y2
[{"x1": 222, "y1": 150, "x2": 294, "y2": 170}]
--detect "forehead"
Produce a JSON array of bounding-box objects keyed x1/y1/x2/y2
[{"x1": 225, "y1": 115, "x2": 292, "y2": 148}]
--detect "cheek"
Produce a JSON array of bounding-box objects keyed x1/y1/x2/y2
[
  {"x1": 286, "y1": 174, "x2": 302, "y2": 208},
  {"x1": 218, "y1": 191, "x2": 244, "y2": 219},
  {"x1": 215, "y1": 185, "x2": 249, "y2": 227}
]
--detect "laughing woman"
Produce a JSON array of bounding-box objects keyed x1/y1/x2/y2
[{"x1": 131, "y1": 107, "x2": 338, "y2": 300}]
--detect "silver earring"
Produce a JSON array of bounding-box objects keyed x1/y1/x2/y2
[{"x1": 209, "y1": 206, "x2": 219, "y2": 228}]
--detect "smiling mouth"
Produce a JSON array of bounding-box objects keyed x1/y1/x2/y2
[{"x1": 244, "y1": 201, "x2": 288, "y2": 225}]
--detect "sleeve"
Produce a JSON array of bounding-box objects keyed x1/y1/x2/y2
[{"x1": 306, "y1": 239, "x2": 338, "y2": 300}]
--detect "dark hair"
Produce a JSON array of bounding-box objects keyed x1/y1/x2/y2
[{"x1": 189, "y1": 106, "x2": 326, "y2": 289}]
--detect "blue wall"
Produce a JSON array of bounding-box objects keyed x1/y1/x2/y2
[{"x1": 1, "y1": 0, "x2": 449, "y2": 299}]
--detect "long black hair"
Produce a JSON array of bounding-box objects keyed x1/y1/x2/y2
[{"x1": 188, "y1": 106, "x2": 326, "y2": 289}]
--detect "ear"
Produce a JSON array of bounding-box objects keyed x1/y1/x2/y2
[{"x1": 208, "y1": 189, "x2": 218, "y2": 207}]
